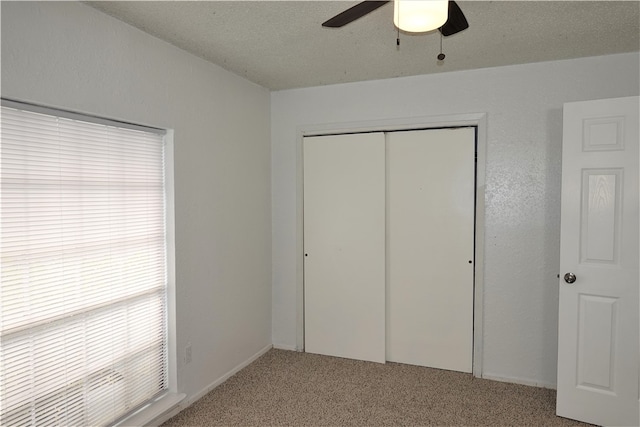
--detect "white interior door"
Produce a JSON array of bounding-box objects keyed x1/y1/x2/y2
[
  {"x1": 557, "y1": 96, "x2": 639, "y2": 426},
  {"x1": 386, "y1": 128, "x2": 475, "y2": 372},
  {"x1": 303, "y1": 133, "x2": 386, "y2": 363}
]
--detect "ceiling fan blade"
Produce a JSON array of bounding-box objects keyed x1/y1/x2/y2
[
  {"x1": 439, "y1": 1, "x2": 469, "y2": 36},
  {"x1": 322, "y1": 1, "x2": 390, "y2": 28}
]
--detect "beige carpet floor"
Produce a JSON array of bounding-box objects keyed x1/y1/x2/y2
[{"x1": 161, "y1": 349, "x2": 593, "y2": 426}]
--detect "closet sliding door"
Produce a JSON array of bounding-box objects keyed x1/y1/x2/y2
[
  {"x1": 303, "y1": 133, "x2": 386, "y2": 363},
  {"x1": 386, "y1": 128, "x2": 475, "y2": 373},
  {"x1": 303, "y1": 128, "x2": 475, "y2": 371}
]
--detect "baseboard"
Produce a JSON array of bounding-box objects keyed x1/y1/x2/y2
[
  {"x1": 149, "y1": 343, "x2": 273, "y2": 426},
  {"x1": 272, "y1": 343, "x2": 298, "y2": 351},
  {"x1": 481, "y1": 373, "x2": 556, "y2": 390}
]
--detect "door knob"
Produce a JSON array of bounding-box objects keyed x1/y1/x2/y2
[{"x1": 564, "y1": 272, "x2": 577, "y2": 284}]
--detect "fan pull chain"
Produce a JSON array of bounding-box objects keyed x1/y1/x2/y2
[
  {"x1": 396, "y1": 2, "x2": 400, "y2": 48},
  {"x1": 437, "y1": 32, "x2": 445, "y2": 61}
]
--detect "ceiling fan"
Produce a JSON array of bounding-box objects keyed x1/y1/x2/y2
[{"x1": 322, "y1": 0, "x2": 469, "y2": 37}]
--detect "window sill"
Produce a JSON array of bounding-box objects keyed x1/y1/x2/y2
[{"x1": 112, "y1": 392, "x2": 186, "y2": 427}]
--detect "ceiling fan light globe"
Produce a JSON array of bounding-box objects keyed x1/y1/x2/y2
[{"x1": 394, "y1": 0, "x2": 449, "y2": 33}]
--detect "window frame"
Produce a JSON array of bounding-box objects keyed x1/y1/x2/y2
[{"x1": 0, "y1": 98, "x2": 183, "y2": 426}]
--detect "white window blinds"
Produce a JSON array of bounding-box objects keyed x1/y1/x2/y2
[{"x1": 0, "y1": 104, "x2": 168, "y2": 426}]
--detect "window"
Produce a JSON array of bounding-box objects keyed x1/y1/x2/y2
[{"x1": 1, "y1": 101, "x2": 170, "y2": 426}]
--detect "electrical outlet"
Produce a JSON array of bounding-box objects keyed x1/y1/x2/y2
[{"x1": 185, "y1": 342, "x2": 192, "y2": 364}]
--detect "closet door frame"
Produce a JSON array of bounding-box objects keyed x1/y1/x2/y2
[{"x1": 295, "y1": 113, "x2": 488, "y2": 378}]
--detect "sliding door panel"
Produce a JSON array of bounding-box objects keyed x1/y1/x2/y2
[
  {"x1": 303, "y1": 133, "x2": 386, "y2": 363},
  {"x1": 387, "y1": 128, "x2": 475, "y2": 372}
]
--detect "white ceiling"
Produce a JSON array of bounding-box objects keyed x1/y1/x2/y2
[{"x1": 87, "y1": 1, "x2": 640, "y2": 91}]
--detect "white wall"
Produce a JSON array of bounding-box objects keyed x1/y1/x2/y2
[
  {"x1": 2, "y1": 1, "x2": 272, "y2": 403},
  {"x1": 271, "y1": 52, "x2": 640, "y2": 387}
]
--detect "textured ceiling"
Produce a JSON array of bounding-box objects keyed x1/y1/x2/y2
[{"x1": 86, "y1": 1, "x2": 640, "y2": 91}]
